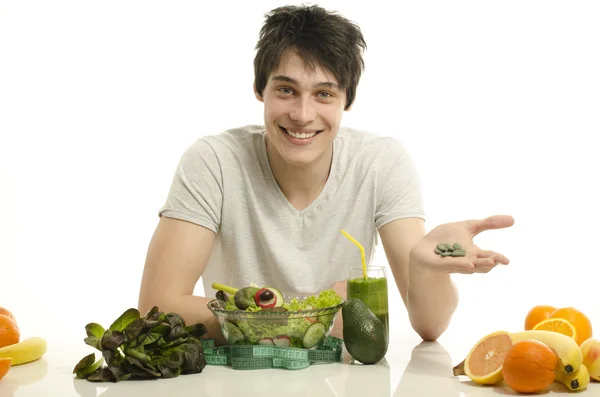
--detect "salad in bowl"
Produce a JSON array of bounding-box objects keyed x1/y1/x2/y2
[{"x1": 207, "y1": 282, "x2": 344, "y2": 348}]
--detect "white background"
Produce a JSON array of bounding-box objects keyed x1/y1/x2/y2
[{"x1": 1, "y1": 0, "x2": 599, "y2": 348}]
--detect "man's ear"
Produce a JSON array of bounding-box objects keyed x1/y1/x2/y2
[{"x1": 254, "y1": 83, "x2": 264, "y2": 102}]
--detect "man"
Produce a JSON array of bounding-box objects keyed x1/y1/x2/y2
[{"x1": 138, "y1": 4, "x2": 514, "y2": 345}]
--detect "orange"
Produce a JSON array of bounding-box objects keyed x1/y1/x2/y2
[
  {"x1": 0, "y1": 315, "x2": 20, "y2": 349},
  {"x1": 549, "y1": 307, "x2": 593, "y2": 346},
  {"x1": 533, "y1": 318, "x2": 577, "y2": 340},
  {"x1": 502, "y1": 339, "x2": 557, "y2": 394},
  {"x1": 525, "y1": 305, "x2": 556, "y2": 330},
  {"x1": 0, "y1": 357, "x2": 11, "y2": 380},
  {"x1": 0, "y1": 308, "x2": 15, "y2": 322},
  {"x1": 462, "y1": 330, "x2": 513, "y2": 384}
]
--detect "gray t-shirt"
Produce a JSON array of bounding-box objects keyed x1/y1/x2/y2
[{"x1": 159, "y1": 125, "x2": 425, "y2": 297}]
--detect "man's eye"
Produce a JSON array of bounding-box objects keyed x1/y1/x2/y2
[
  {"x1": 279, "y1": 87, "x2": 293, "y2": 94},
  {"x1": 318, "y1": 92, "x2": 332, "y2": 98}
]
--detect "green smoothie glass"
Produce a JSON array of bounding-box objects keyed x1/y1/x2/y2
[{"x1": 347, "y1": 266, "x2": 389, "y2": 339}]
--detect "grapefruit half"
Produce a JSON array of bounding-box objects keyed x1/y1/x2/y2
[{"x1": 457, "y1": 330, "x2": 513, "y2": 385}]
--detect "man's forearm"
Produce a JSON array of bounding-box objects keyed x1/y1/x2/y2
[
  {"x1": 139, "y1": 295, "x2": 226, "y2": 345},
  {"x1": 406, "y1": 262, "x2": 459, "y2": 341}
]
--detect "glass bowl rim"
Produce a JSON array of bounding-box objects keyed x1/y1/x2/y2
[{"x1": 206, "y1": 298, "x2": 345, "y2": 318}]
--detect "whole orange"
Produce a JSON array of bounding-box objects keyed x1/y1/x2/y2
[
  {"x1": 525, "y1": 305, "x2": 556, "y2": 330},
  {"x1": 0, "y1": 315, "x2": 20, "y2": 349},
  {"x1": 502, "y1": 339, "x2": 557, "y2": 394},
  {"x1": 549, "y1": 307, "x2": 592, "y2": 345},
  {"x1": 0, "y1": 357, "x2": 11, "y2": 380},
  {"x1": 0, "y1": 308, "x2": 15, "y2": 322}
]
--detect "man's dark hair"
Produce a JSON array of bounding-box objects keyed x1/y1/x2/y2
[{"x1": 254, "y1": 4, "x2": 367, "y2": 110}]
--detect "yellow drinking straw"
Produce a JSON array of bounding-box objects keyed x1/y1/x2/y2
[{"x1": 340, "y1": 229, "x2": 367, "y2": 279}]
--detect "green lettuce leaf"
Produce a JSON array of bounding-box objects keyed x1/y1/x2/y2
[{"x1": 73, "y1": 306, "x2": 207, "y2": 383}]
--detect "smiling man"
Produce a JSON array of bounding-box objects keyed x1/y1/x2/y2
[{"x1": 138, "y1": 4, "x2": 514, "y2": 345}]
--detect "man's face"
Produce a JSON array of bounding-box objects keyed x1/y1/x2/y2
[{"x1": 256, "y1": 51, "x2": 347, "y2": 167}]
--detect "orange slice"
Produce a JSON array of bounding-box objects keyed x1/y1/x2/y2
[
  {"x1": 462, "y1": 330, "x2": 514, "y2": 384},
  {"x1": 533, "y1": 318, "x2": 577, "y2": 341},
  {"x1": 0, "y1": 357, "x2": 11, "y2": 380}
]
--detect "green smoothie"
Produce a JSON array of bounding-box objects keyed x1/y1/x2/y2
[{"x1": 347, "y1": 275, "x2": 389, "y2": 337}]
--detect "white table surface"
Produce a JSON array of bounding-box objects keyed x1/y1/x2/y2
[{"x1": 1, "y1": 331, "x2": 598, "y2": 397}]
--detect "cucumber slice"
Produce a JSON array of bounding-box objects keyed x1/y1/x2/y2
[
  {"x1": 267, "y1": 287, "x2": 285, "y2": 308},
  {"x1": 303, "y1": 322, "x2": 326, "y2": 348},
  {"x1": 223, "y1": 321, "x2": 245, "y2": 344}
]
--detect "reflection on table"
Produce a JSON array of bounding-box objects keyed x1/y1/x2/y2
[{"x1": 0, "y1": 358, "x2": 48, "y2": 397}]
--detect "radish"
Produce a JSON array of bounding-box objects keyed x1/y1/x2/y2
[{"x1": 273, "y1": 336, "x2": 291, "y2": 348}]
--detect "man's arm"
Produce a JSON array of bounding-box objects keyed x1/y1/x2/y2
[
  {"x1": 379, "y1": 217, "x2": 458, "y2": 341},
  {"x1": 138, "y1": 216, "x2": 226, "y2": 344}
]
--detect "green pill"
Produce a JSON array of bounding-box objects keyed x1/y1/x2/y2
[
  {"x1": 453, "y1": 243, "x2": 462, "y2": 250},
  {"x1": 441, "y1": 251, "x2": 452, "y2": 257},
  {"x1": 434, "y1": 248, "x2": 442, "y2": 255},
  {"x1": 436, "y1": 244, "x2": 448, "y2": 252},
  {"x1": 451, "y1": 250, "x2": 466, "y2": 257}
]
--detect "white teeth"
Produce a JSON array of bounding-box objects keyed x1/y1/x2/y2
[{"x1": 286, "y1": 129, "x2": 317, "y2": 139}]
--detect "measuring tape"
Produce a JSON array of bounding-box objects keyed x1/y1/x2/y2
[{"x1": 202, "y1": 337, "x2": 343, "y2": 370}]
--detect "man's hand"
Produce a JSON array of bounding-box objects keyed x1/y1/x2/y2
[
  {"x1": 409, "y1": 215, "x2": 515, "y2": 275},
  {"x1": 403, "y1": 214, "x2": 514, "y2": 340}
]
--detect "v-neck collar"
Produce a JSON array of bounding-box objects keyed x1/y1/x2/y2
[{"x1": 256, "y1": 127, "x2": 339, "y2": 217}]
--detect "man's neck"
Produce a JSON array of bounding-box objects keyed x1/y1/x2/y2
[{"x1": 265, "y1": 140, "x2": 333, "y2": 211}]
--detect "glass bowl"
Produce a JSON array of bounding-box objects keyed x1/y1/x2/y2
[{"x1": 207, "y1": 297, "x2": 344, "y2": 348}]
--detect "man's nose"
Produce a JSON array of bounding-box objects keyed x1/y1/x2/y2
[{"x1": 289, "y1": 96, "x2": 316, "y2": 124}]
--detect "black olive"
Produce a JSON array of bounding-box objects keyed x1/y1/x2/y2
[{"x1": 260, "y1": 290, "x2": 274, "y2": 301}]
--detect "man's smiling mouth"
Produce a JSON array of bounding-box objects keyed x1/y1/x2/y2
[{"x1": 279, "y1": 126, "x2": 323, "y2": 139}]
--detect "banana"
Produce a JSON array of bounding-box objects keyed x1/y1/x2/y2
[
  {"x1": 0, "y1": 337, "x2": 47, "y2": 365},
  {"x1": 510, "y1": 330, "x2": 582, "y2": 374},
  {"x1": 555, "y1": 363, "x2": 590, "y2": 391}
]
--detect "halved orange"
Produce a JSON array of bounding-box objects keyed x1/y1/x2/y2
[
  {"x1": 524, "y1": 305, "x2": 556, "y2": 330},
  {"x1": 549, "y1": 307, "x2": 592, "y2": 346},
  {"x1": 463, "y1": 330, "x2": 514, "y2": 384},
  {"x1": 533, "y1": 318, "x2": 577, "y2": 341},
  {"x1": 0, "y1": 357, "x2": 11, "y2": 380}
]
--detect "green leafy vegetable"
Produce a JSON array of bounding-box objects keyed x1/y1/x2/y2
[
  {"x1": 73, "y1": 353, "x2": 105, "y2": 379},
  {"x1": 306, "y1": 289, "x2": 344, "y2": 309},
  {"x1": 108, "y1": 308, "x2": 139, "y2": 332},
  {"x1": 83, "y1": 322, "x2": 105, "y2": 350},
  {"x1": 73, "y1": 306, "x2": 208, "y2": 382}
]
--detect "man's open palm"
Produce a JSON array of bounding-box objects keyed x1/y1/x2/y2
[{"x1": 410, "y1": 215, "x2": 515, "y2": 274}]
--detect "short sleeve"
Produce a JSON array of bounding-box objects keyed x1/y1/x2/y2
[
  {"x1": 158, "y1": 139, "x2": 223, "y2": 233},
  {"x1": 375, "y1": 138, "x2": 425, "y2": 229}
]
